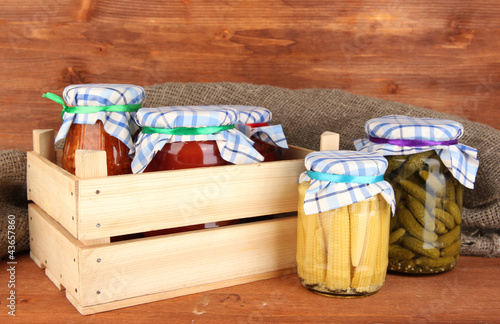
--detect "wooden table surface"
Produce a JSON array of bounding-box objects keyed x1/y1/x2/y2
[{"x1": 1, "y1": 252, "x2": 499, "y2": 323}]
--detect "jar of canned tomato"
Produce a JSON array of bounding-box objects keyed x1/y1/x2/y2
[
  {"x1": 234, "y1": 106, "x2": 288, "y2": 161},
  {"x1": 355, "y1": 115, "x2": 479, "y2": 274},
  {"x1": 132, "y1": 105, "x2": 264, "y2": 235},
  {"x1": 45, "y1": 84, "x2": 144, "y2": 175},
  {"x1": 297, "y1": 150, "x2": 395, "y2": 297}
]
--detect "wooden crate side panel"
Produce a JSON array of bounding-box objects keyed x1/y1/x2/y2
[
  {"x1": 77, "y1": 159, "x2": 304, "y2": 240},
  {"x1": 66, "y1": 269, "x2": 294, "y2": 315},
  {"x1": 77, "y1": 217, "x2": 297, "y2": 306},
  {"x1": 29, "y1": 204, "x2": 81, "y2": 301},
  {"x1": 27, "y1": 151, "x2": 78, "y2": 237},
  {"x1": 281, "y1": 145, "x2": 312, "y2": 160}
]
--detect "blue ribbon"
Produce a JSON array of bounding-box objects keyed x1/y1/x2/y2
[{"x1": 306, "y1": 171, "x2": 384, "y2": 184}]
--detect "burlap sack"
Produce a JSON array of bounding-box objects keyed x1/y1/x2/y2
[
  {"x1": 1, "y1": 82, "x2": 498, "y2": 258},
  {"x1": 0, "y1": 150, "x2": 29, "y2": 260},
  {"x1": 144, "y1": 82, "x2": 500, "y2": 257}
]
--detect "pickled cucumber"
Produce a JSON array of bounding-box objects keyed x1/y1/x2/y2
[
  {"x1": 434, "y1": 219, "x2": 448, "y2": 235},
  {"x1": 433, "y1": 208, "x2": 455, "y2": 230},
  {"x1": 416, "y1": 256, "x2": 455, "y2": 267},
  {"x1": 444, "y1": 201, "x2": 462, "y2": 225},
  {"x1": 389, "y1": 244, "x2": 415, "y2": 260},
  {"x1": 440, "y1": 239, "x2": 461, "y2": 257},
  {"x1": 401, "y1": 235, "x2": 440, "y2": 259},
  {"x1": 435, "y1": 225, "x2": 461, "y2": 248},
  {"x1": 406, "y1": 195, "x2": 435, "y2": 231},
  {"x1": 399, "y1": 179, "x2": 435, "y2": 208},
  {"x1": 389, "y1": 228, "x2": 406, "y2": 244},
  {"x1": 394, "y1": 150, "x2": 434, "y2": 182},
  {"x1": 397, "y1": 205, "x2": 437, "y2": 242},
  {"x1": 419, "y1": 169, "x2": 445, "y2": 197}
]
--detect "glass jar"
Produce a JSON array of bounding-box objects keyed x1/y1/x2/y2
[
  {"x1": 298, "y1": 186, "x2": 391, "y2": 297},
  {"x1": 354, "y1": 115, "x2": 479, "y2": 274},
  {"x1": 47, "y1": 84, "x2": 144, "y2": 176},
  {"x1": 233, "y1": 106, "x2": 288, "y2": 161},
  {"x1": 144, "y1": 141, "x2": 229, "y2": 172},
  {"x1": 247, "y1": 123, "x2": 278, "y2": 161},
  {"x1": 132, "y1": 106, "x2": 264, "y2": 174},
  {"x1": 62, "y1": 121, "x2": 132, "y2": 175},
  {"x1": 133, "y1": 106, "x2": 264, "y2": 235},
  {"x1": 386, "y1": 152, "x2": 464, "y2": 274},
  {"x1": 297, "y1": 150, "x2": 395, "y2": 297}
]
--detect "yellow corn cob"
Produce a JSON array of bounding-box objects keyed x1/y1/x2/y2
[
  {"x1": 313, "y1": 225, "x2": 327, "y2": 283},
  {"x1": 372, "y1": 194, "x2": 391, "y2": 286},
  {"x1": 296, "y1": 181, "x2": 309, "y2": 278},
  {"x1": 297, "y1": 182, "x2": 320, "y2": 284},
  {"x1": 301, "y1": 211, "x2": 321, "y2": 284},
  {"x1": 351, "y1": 196, "x2": 380, "y2": 292},
  {"x1": 348, "y1": 199, "x2": 370, "y2": 267},
  {"x1": 325, "y1": 205, "x2": 351, "y2": 291}
]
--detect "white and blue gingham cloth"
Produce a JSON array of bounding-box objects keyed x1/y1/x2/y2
[
  {"x1": 234, "y1": 106, "x2": 288, "y2": 149},
  {"x1": 353, "y1": 115, "x2": 479, "y2": 189},
  {"x1": 54, "y1": 84, "x2": 145, "y2": 153},
  {"x1": 299, "y1": 150, "x2": 395, "y2": 216},
  {"x1": 132, "y1": 106, "x2": 264, "y2": 173}
]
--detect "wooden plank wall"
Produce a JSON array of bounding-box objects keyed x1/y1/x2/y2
[{"x1": 1, "y1": 0, "x2": 499, "y2": 151}]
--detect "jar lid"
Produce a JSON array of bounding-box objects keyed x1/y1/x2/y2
[
  {"x1": 63, "y1": 84, "x2": 145, "y2": 107},
  {"x1": 135, "y1": 106, "x2": 238, "y2": 128},
  {"x1": 234, "y1": 106, "x2": 272, "y2": 124},
  {"x1": 299, "y1": 150, "x2": 395, "y2": 215},
  {"x1": 231, "y1": 106, "x2": 288, "y2": 149},
  {"x1": 53, "y1": 84, "x2": 144, "y2": 154},
  {"x1": 132, "y1": 106, "x2": 264, "y2": 174},
  {"x1": 362, "y1": 115, "x2": 463, "y2": 142},
  {"x1": 354, "y1": 115, "x2": 479, "y2": 189}
]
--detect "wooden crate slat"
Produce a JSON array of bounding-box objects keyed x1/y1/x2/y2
[
  {"x1": 78, "y1": 216, "x2": 297, "y2": 306},
  {"x1": 27, "y1": 151, "x2": 78, "y2": 237},
  {"x1": 29, "y1": 204, "x2": 81, "y2": 301},
  {"x1": 66, "y1": 268, "x2": 293, "y2": 315},
  {"x1": 77, "y1": 159, "x2": 305, "y2": 240}
]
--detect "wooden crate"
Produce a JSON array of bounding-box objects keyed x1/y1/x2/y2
[{"x1": 27, "y1": 129, "x2": 339, "y2": 315}]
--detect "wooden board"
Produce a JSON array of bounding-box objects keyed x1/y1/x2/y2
[
  {"x1": 77, "y1": 158, "x2": 305, "y2": 240},
  {"x1": 29, "y1": 200, "x2": 298, "y2": 315},
  {"x1": 1, "y1": 0, "x2": 499, "y2": 150},
  {"x1": 2, "y1": 252, "x2": 499, "y2": 321},
  {"x1": 27, "y1": 129, "x2": 312, "y2": 241},
  {"x1": 27, "y1": 151, "x2": 78, "y2": 237},
  {"x1": 28, "y1": 204, "x2": 81, "y2": 303}
]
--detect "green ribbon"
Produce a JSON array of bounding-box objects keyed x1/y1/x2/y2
[
  {"x1": 142, "y1": 125, "x2": 235, "y2": 135},
  {"x1": 42, "y1": 92, "x2": 142, "y2": 120},
  {"x1": 307, "y1": 171, "x2": 384, "y2": 184}
]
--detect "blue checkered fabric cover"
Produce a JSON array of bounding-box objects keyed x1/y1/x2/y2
[
  {"x1": 298, "y1": 150, "x2": 395, "y2": 215},
  {"x1": 234, "y1": 106, "x2": 288, "y2": 149},
  {"x1": 353, "y1": 115, "x2": 479, "y2": 189},
  {"x1": 132, "y1": 106, "x2": 264, "y2": 173},
  {"x1": 54, "y1": 84, "x2": 145, "y2": 154}
]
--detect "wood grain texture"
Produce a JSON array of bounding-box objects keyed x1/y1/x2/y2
[
  {"x1": 0, "y1": 0, "x2": 499, "y2": 150},
  {"x1": 1, "y1": 253, "x2": 499, "y2": 321}
]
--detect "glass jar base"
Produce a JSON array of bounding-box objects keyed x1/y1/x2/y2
[
  {"x1": 388, "y1": 257, "x2": 457, "y2": 274},
  {"x1": 300, "y1": 279, "x2": 382, "y2": 298}
]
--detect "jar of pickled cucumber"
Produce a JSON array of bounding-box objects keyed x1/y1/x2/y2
[
  {"x1": 297, "y1": 151, "x2": 395, "y2": 297},
  {"x1": 354, "y1": 115, "x2": 479, "y2": 274},
  {"x1": 44, "y1": 84, "x2": 144, "y2": 175},
  {"x1": 234, "y1": 106, "x2": 288, "y2": 161}
]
